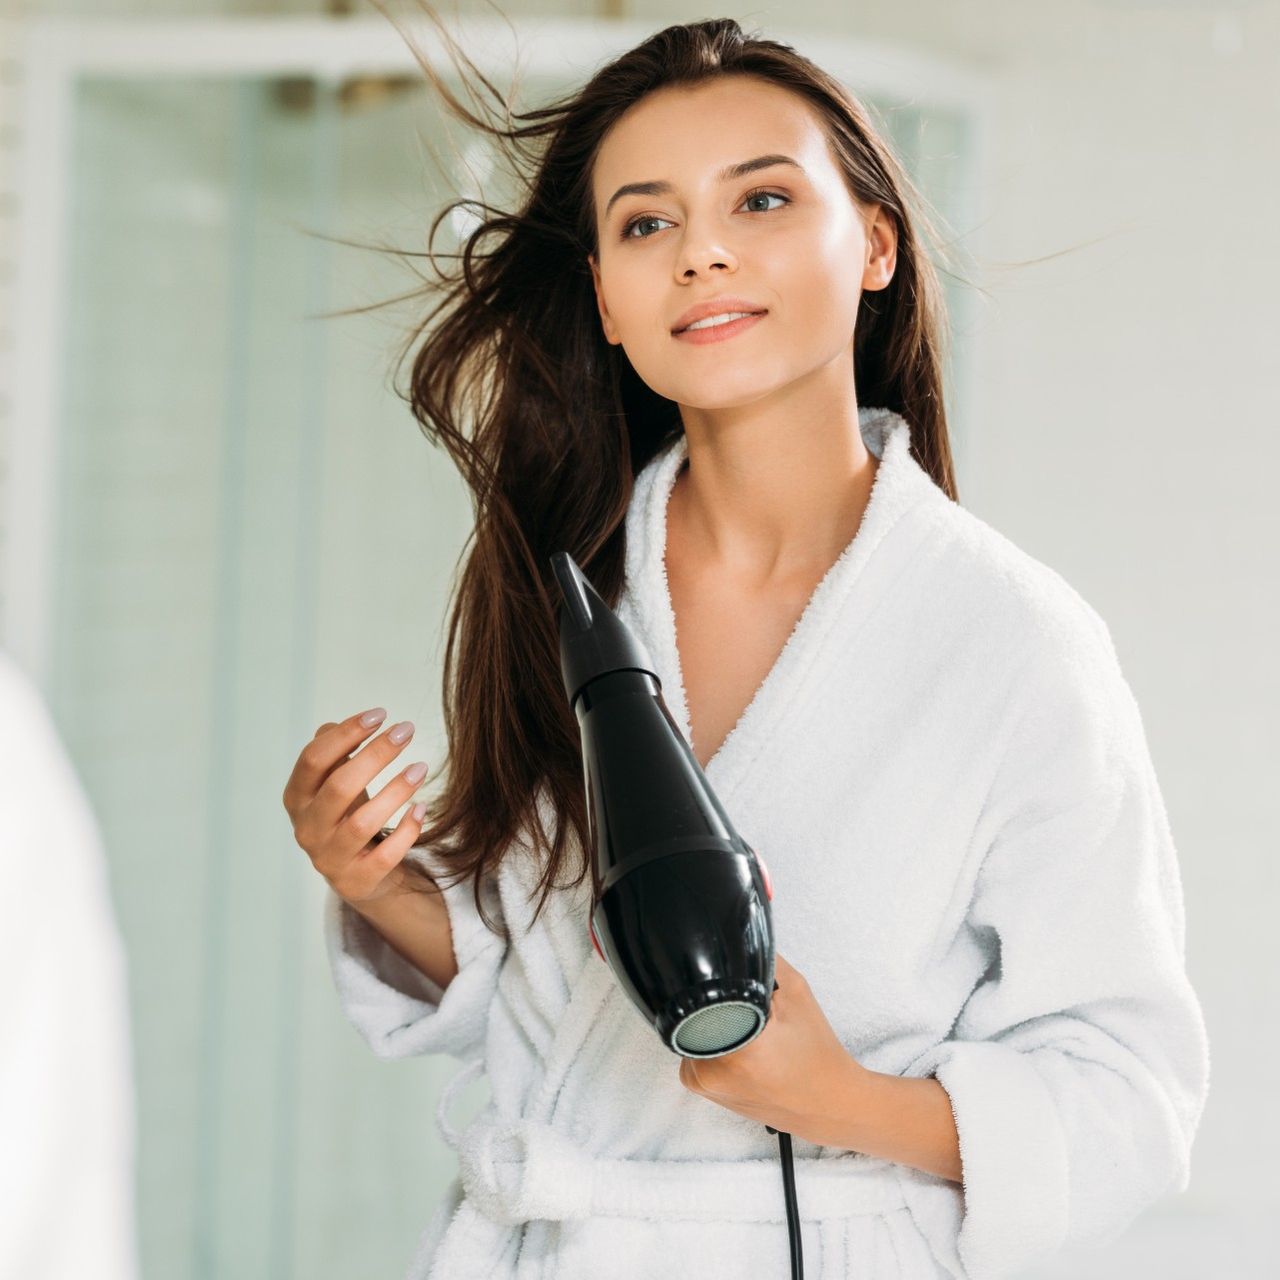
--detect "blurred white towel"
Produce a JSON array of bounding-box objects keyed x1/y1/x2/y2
[{"x1": 0, "y1": 650, "x2": 139, "y2": 1280}]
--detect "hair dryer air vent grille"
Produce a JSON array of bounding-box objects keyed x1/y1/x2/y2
[{"x1": 672, "y1": 1001, "x2": 763, "y2": 1056}]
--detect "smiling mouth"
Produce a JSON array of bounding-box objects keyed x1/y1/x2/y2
[{"x1": 674, "y1": 310, "x2": 768, "y2": 334}]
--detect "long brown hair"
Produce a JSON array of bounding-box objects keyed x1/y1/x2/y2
[{"x1": 361, "y1": 6, "x2": 963, "y2": 940}]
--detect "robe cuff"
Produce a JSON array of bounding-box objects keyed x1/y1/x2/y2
[
  {"x1": 322, "y1": 852, "x2": 504, "y2": 1064},
  {"x1": 920, "y1": 1040, "x2": 1070, "y2": 1279}
]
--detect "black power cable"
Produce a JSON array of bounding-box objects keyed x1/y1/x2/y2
[
  {"x1": 764, "y1": 978, "x2": 803, "y2": 1279},
  {"x1": 765, "y1": 1124, "x2": 803, "y2": 1278}
]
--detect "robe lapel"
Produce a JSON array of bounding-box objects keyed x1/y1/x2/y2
[{"x1": 622, "y1": 406, "x2": 944, "y2": 808}]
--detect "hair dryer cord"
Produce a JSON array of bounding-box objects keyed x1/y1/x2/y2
[
  {"x1": 764, "y1": 978, "x2": 802, "y2": 1278},
  {"x1": 764, "y1": 1124, "x2": 803, "y2": 1279}
]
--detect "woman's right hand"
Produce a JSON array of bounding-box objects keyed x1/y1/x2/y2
[{"x1": 282, "y1": 708, "x2": 430, "y2": 909}]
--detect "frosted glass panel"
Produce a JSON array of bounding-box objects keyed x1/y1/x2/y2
[
  {"x1": 53, "y1": 71, "x2": 514, "y2": 1280},
  {"x1": 48, "y1": 66, "x2": 977, "y2": 1280}
]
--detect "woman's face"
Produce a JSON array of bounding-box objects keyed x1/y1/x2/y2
[{"x1": 587, "y1": 75, "x2": 896, "y2": 411}]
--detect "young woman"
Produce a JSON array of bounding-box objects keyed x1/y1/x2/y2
[{"x1": 282, "y1": 15, "x2": 1210, "y2": 1279}]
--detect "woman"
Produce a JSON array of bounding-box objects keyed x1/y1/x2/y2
[{"x1": 282, "y1": 15, "x2": 1210, "y2": 1279}]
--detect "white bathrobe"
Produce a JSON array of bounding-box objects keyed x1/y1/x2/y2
[{"x1": 324, "y1": 406, "x2": 1210, "y2": 1279}]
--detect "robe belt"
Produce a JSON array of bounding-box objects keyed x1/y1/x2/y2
[{"x1": 453, "y1": 1114, "x2": 909, "y2": 1226}]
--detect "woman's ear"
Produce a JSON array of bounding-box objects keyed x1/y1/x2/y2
[
  {"x1": 862, "y1": 205, "x2": 898, "y2": 292},
  {"x1": 587, "y1": 253, "x2": 619, "y2": 345}
]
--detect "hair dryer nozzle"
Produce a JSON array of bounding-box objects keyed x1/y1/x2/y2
[
  {"x1": 550, "y1": 551, "x2": 660, "y2": 707},
  {"x1": 550, "y1": 551, "x2": 594, "y2": 632}
]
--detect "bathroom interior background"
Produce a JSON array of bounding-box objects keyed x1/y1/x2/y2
[{"x1": 1, "y1": 0, "x2": 1272, "y2": 1277}]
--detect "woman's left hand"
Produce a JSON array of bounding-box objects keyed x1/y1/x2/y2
[{"x1": 678, "y1": 951, "x2": 871, "y2": 1147}]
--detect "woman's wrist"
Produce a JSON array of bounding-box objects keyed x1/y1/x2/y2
[
  {"x1": 344, "y1": 865, "x2": 458, "y2": 990},
  {"x1": 822, "y1": 1061, "x2": 963, "y2": 1184}
]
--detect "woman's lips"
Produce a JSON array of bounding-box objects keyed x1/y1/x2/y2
[{"x1": 672, "y1": 311, "x2": 767, "y2": 345}]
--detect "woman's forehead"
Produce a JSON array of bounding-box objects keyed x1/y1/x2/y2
[
  {"x1": 591, "y1": 85, "x2": 828, "y2": 200},
  {"x1": 598, "y1": 79, "x2": 819, "y2": 163}
]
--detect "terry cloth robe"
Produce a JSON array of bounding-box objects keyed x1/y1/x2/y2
[{"x1": 323, "y1": 406, "x2": 1211, "y2": 1280}]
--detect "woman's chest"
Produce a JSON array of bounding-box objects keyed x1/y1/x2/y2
[{"x1": 674, "y1": 566, "x2": 823, "y2": 772}]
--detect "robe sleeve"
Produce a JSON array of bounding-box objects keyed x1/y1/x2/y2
[
  {"x1": 323, "y1": 845, "x2": 507, "y2": 1065},
  {"x1": 909, "y1": 613, "x2": 1211, "y2": 1280}
]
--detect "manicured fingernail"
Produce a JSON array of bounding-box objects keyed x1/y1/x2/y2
[
  {"x1": 387, "y1": 720, "x2": 414, "y2": 744},
  {"x1": 359, "y1": 707, "x2": 387, "y2": 727},
  {"x1": 410, "y1": 802, "x2": 427, "y2": 823},
  {"x1": 403, "y1": 761, "x2": 428, "y2": 785}
]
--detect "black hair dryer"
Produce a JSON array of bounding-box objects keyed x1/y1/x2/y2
[{"x1": 550, "y1": 550, "x2": 777, "y2": 1058}]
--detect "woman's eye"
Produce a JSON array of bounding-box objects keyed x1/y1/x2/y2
[
  {"x1": 622, "y1": 214, "x2": 672, "y2": 241},
  {"x1": 742, "y1": 189, "x2": 789, "y2": 215},
  {"x1": 620, "y1": 188, "x2": 790, "y2": 241}
]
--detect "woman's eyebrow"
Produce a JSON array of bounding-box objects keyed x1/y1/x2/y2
[{"x1": 603, "y1": 154, "x2": 804, "y2": 218}]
